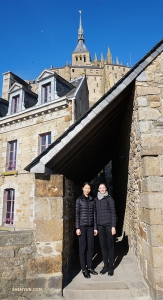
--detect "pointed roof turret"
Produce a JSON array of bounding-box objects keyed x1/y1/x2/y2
[
  {"x1": 101, "y1": 53, "x2": 104, "y2": 61},
  {"x1": 73, "y1": 11, "x2": 89, "y2": 53},
  {"x1": 116, "y1": 56, "x2": 119, "y2": 65},
  {"x1": 94, "y1": 53, "x2": 97, "y2": 61},
  {"x1": 107, "y1": 47, "x2": 112, "y2": 64}
]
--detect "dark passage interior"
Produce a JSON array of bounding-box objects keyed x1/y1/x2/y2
[{"x1": 63, "y1": 84, "x2": 134, "y2": 287}]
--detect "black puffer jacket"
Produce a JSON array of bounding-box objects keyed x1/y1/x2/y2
[
  {"x1": 95, "y1": 195, "x2": 116, "y2": 227},
  {"x1": 75, "y1": 195, "x2": 97, "y2": 230}
]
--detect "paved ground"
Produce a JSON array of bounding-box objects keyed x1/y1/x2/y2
[{"x1": 63, "y1": 234, "x2": 152, "y2": 300}]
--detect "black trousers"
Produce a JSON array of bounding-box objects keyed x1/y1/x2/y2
[
  {"x1": 98, "y1": 225, "x2": 114, "y2": 268},
  {"x1": 78, "y1": 225, "x2": 94, "y2": 271}
]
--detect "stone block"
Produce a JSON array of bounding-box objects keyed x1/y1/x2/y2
[
  {"x1": 0, "y1": 231, "x2": 32, "y2": 247},
  {"x1": 141, "y1": 134, "x2": 163, "y2": 156},
  {"x1": 138, "y1": 107, "x2": 161, "y2": 120},
  {"x1": 48, "y1": 275, "x2": 62, "y2": 289},
  {"x1": 148, "y1": 95, "x2": 160, "y2": 101},
  {"x1": 140, "y1": 192, "x2": 163, "y2": 208},
  {"x1": 137, "y1": 96, "x2": 148, "y2": 106},
  {"x1": 142, "y1": 177, "x2": 163, "y2": 192},
  {"x1": 139, "y1": 121, "x2": 150, "y2": 132},
  {"x1": 140, "y1": 207, "x2": 162, "y2": 225},
  {"x1": 17, "y1": 246, "x2": 35, "y2": 256},
  {"x1": 136, "y1": 86, "x2": 160, "y2": 96},
  {"x1": 55, "y1": 241, "x2": 63, "y2": 253},
  {"x1": 139, "y1": 225, "x2": 147, "y2": 240},
  {"x1": 26, "y1": 277, "x2": 46, "y2": 289},
  {"x1": 150, "y1": 101, "x2": 160, "y2": 108},
  {"x1": 35, "y1": 175, "x2": 64, "y2": 197},
  {"x1": 0, "y1": 248, "x2": 14, "y2": 257},
  {"x1": 147, "y1": 262, "x2": 163, "y2": 291},
  {"x1": 64, "y1": 115, "x2": 72, "y2": 122},
  {"x1": 35, "y1": 197, "x2": 49, "y2": 219},
  {"x1": 34, "y1": 219, "x2": 63, "y2": 242},
  {"x1": 147, "y1": 225, "x2": 163, "y2": 246},
  {"x1": 50, "y1": 197, "x2": 63, "y2": 219},
  {"x1": 142, "y1": 156, "x2": 159, "y2": 176},
  {"x1": 28, "y1": 255, "x2": 62, "y2": 274}
]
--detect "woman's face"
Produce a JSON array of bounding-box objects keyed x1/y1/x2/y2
[
  {"x1": 82, "y1": 184, "x2": 91, "y2": 196},
  {"x1": 98, "y1": 184, "x2": 107, "y2": 194}
]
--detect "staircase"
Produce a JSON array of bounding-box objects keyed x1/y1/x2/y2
[{"x1": 63, "y1": 238, "x2": 151, "y2": 300}]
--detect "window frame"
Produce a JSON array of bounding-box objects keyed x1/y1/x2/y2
[
  {"x1": 39, "y1": 132, "x2": 51, "y2": 153},
  {"x1": 7, "y1": 140, "x2": 17, "y2": 171},
  {"x1": 42, "y1": 82, "x2": 51, "y2": 103},
  {"x1": 4, "y1": 189, "x2": 15, "y2": 225},
  {"x1": 11, "y1": 94, "x2": 20, "y2": 114}
]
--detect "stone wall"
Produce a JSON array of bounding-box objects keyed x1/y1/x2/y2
[
  {"x1": 62, "y1": 178, "x2": 76, "y2": 286},
  {"x1": 124, "y1": 52, "x2": 163, "y2": 300}
]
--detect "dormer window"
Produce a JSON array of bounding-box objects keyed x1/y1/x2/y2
[
  {"x1": 42, "y1": 82, "x2": 51, "y2": 103},
  {"x1": 11, "y1": 95, "x2": 19, "y2": 114}
]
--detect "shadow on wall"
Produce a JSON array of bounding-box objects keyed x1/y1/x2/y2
[
  {"x1": 114, "y1": 232, "x2": 129, "y2": 270},
  {"x1": 112, "y1": 91, "x2": 134, "y2": 237}
]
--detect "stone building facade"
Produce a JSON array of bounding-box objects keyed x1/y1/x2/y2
[{"x1": 0, "y1": 70, "x2": 88, "y2": 230}]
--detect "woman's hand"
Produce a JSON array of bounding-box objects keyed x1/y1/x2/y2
[
  {"x1": 111, "y1": 227, "x2": 116, "y2": 235},
  {"x1": 76, "y1": 229, "x2": 81, "y2": 236},
  {"x1": 94, "y1": 230, "x2": 98, "y2": 236}
]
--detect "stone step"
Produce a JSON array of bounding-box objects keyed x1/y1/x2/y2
[{"x1": 63, "y1": 281, "x2": 151, "y2": 300}]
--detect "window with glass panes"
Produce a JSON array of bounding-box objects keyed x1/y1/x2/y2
[
  {"x1": 40, "y1": 132, "x2": 51, "y2": 153},
  {"x1": 42, "y1": 82, "x2": 51, "y2": 103},
  {"x1": 11, "y1": 95, "x2": 19, "y2": 114},
  {"x1": 7, "y1": 140, "x2": 17, "y2": 170},
  {"x1": 4, "y1": 189, "x2": 15, "y2": 225}
]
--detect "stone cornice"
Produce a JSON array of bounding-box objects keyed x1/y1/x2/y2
[{"x1": 0, "y1": 98, "x2": 70, "y2": 127}]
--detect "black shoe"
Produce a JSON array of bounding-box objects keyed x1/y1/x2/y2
[
  {"x1": 108, "y1": 268, "x2": 114, "y2": 276},
  {"x1": 82, "y1": 270, "x2": 90, "y2": 278},
  {"x1": 100, "y1": 266, "x2": 109, "y2": 274},
  {"x1": 88, "y1": 268, "x2": 98, "y2": 275}
]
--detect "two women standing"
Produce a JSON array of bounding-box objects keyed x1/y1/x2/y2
[{"x1": 75, "y1": 182, "x2": 116, "y2": 278}]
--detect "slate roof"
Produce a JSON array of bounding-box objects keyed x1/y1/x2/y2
[
  {"x1": 0, "y1": 98, "x2": 9, "y2": 117},
  {"x1": 73, "y1": 40, "x2": 89, "y2": 53},
  {"x1": 25, "y1": 39, "x2": 163, "y2": 183}
]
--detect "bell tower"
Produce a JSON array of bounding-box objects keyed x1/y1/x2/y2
[{"x1": 72, "y1": 11, "x2": 91, "y2": 66}]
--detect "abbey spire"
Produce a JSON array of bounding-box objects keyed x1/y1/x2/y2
[
  {"x1": 72, "y1": 11, "x2": 89, "y2": 54},
  {"x1": 78, "y1": 10, "x2": 84, "y2": 42},
  {"x1": 72, "y1": 11, "x2": 91, "y2": 66}
]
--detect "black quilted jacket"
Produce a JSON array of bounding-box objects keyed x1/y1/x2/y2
[
  {"x1": 75, "y1": 195, "x2": 97, "y2": 230},
  {"x1": 95, "y1": 195, "x2": 116, "y2": 227}
]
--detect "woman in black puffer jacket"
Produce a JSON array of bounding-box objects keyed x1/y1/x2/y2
[
  {"x1": 75, "y1": 182, "x2": 98, "y2": 278},
  {"x1": 95, "y1": 183, "x2": 116, "y2": 276}
]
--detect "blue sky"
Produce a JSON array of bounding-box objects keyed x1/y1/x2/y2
[{"x1": 0, "y1": 0, "x2": 162, "y2": 95}]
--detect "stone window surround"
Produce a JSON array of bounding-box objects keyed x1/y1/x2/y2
[
  {"x1": 4, "y1": 188, "x2": 15, "y2": 225},
  {"x1": 8, "y1": 89, "x2": 25, "y2": 115},
  {"x1": 37, "y1": 75, "x2": 58, "y2": 106},
  {"x1": 7, "y1": 139, "x2": 17, "y2": 171},
  {"x1": 39, "y1": 132, "x2": 51, "y2": 154},
  {"x1": 0, "y1": 181, "x2": 19, "y2": 227}
]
